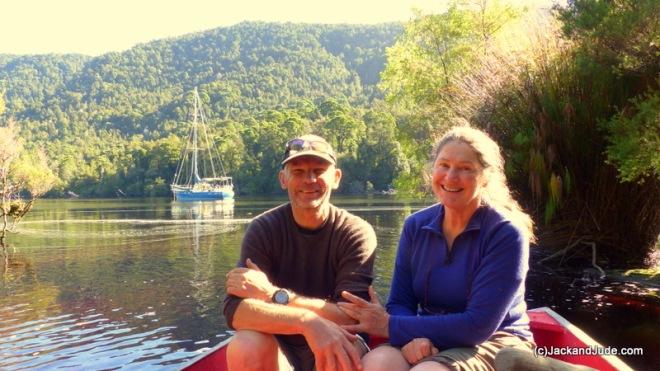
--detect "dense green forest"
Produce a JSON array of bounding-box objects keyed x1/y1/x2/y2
[{"x1": 1, "y1": 1, "x2": 658, "y2": 266}]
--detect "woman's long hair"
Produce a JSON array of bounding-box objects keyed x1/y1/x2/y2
[{"x1": 432, "y1": 123, "x2": 536, "y2": 243}]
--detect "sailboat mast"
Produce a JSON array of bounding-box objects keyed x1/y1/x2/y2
[
  {"x1": 191, "y1": 88, "x2": 200, "y2": 183},
  {"x1": 199, "y1": 109, "x2": 218, "y2": 178}
]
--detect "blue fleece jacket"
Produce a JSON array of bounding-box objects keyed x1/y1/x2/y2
[{"x1": 387, "y1": 204, "x2": 532, "y2": 349}]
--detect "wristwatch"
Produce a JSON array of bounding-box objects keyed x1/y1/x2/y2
[{"x1": 271, "y1": 289, "x2": 290, "y2": 305}]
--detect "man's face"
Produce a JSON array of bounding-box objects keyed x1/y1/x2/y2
[{"x1": 279, "y1": 156, "x2": 342, "y2": 211}]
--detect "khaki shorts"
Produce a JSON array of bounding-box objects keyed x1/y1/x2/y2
[{"x1": 418, "y1": 331, "x2": 535, "y2": 371}]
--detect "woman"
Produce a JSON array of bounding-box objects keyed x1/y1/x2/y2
[{"x1": 339, "y1": 125, "x2": 536, "y2": 371}]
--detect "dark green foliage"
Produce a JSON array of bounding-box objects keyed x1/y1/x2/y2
[
  {"x1": 601, "y1": 91, "x2": 659, "y2": 182},
  {"x1": 335, "y1": 108, "x2": 408, "y2": 193},
  {"x1": 474, "y1": 0, "x2": 659, "y2": 266}
]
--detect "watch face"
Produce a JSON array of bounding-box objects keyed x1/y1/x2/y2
[{"x1": 274, "y1": 289, "x2": 289, "y2": 304}]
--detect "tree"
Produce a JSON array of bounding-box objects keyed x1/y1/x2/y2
[
  {"x1": 380, "y1": 1, "x2": 520, "y2": 111},
  {"x1": 0, "y1": 121, "x2": 56, "y2": 244},
  {"x1": 352, "y1": 110, "x2": 408, "y2": 191},
  {"x1": 601, "y1": 92, "x2": 660, "y2": 182},
  {"x1": 316, "y1": 99, "x2": 366, "y2": 156},
  {"x1": 0, "y1": 90, "x2": 5, "y2": 116},
  {"x1": 379, "y1": 1, "x2": 522, "y2": 195},
  {"x1": 555, "y1": 0, "x2": 660, "y2": 184}
]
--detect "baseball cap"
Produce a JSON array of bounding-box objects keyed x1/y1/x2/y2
[{"x1": 281, "y1": 134, "x2": 336, "y2": 166}]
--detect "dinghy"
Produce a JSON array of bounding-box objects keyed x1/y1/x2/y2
[{"x1": 180, "y1": 307, "x2": 631, "y2": 370}]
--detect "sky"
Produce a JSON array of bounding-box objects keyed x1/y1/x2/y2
[{"x1": 1, "y1": 0, "x2": 559, "y2": 56}]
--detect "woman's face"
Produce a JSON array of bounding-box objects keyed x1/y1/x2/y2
[{"x1": 431, "y1": 140, "x2": 487, "y2": 213}]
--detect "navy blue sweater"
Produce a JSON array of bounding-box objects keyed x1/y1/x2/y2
[{"x1": 387, "y1": 204, "x2": 532, "y2": 349}]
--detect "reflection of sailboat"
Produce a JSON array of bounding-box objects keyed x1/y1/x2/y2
[
  {"x1": 181, "y1": 202, "x2": 236, "y2": 321},
  {"x1": 171, "y1": 88, "x2": 234, "y2": 202},
  {"x1": 170, "y1": 201, "x2": 234, "y2": 220}
]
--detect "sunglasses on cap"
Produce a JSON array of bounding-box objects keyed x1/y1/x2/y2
[{"x1": 283, "y1": 138, "x2": 336, "y2": 163}]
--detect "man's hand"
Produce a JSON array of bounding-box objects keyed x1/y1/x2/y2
[
  {"x1": 338, "y1": 286, "x2": 389, "y2": 338},
  {"x1": 302, "y1": 315, "x2": 362, "y2": 371},
  {"x1": 401, "y1": 337, "x2": 439, "y2": 365},
  {"x1": 225, "y1": 258, "x2": 277, "y2": 301}
]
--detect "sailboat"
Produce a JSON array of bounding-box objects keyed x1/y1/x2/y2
[{"x1": 171, "y1": 88, "x2": 234, "y2": 202}]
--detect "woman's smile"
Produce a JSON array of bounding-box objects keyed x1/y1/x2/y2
[{"x1": 440, "y1": 185, "x2": 463, "y2": 193}]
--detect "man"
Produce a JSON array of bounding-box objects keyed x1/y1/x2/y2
[{"x1": 224, "y1": 134, "x2": 377, "y2": 371}]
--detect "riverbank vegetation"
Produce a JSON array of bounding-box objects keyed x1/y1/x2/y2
[
  {"x1": 0, "y1": 118, "x2": 56, "y2": 244},
  {"x1": 0, "y1": 1, "x2": 657, "y2": 266}
]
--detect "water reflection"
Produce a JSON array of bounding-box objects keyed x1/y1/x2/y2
[
  {"x1": 172, "y1": 201, "x2": 237, "y2": 323},
  {"x1": 170, "y1": 200, "x2": 235, "y2": 220},
  {"x1": 525, "y1": 259, "x2": 659, "y2": 370},
  {"x1": 0, "y1": 199, "x2": 248, "y2": 370},
  {"x1": 0, "y1": 198, "x2": 656, "y2": 370}
]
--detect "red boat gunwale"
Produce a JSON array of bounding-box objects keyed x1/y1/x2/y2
[
  {"x1": 181, "y1": 307, "x2": 632, "y2": 371},
  {"x1": 527, "y1": 307, "x2": 632, "y2": 371}
]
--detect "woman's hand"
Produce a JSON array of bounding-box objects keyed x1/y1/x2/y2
[
  {"x1": 401, "y1": 338, "x2": 439, "y2": 365},
  {"x1": 338, "y1": 286, "x2": 389, "y2": 338}
]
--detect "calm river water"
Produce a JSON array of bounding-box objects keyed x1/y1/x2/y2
[{"x1": 0, "y1": 197, "x2": 657, "y2": 370}]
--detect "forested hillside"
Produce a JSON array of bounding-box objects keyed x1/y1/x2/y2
[{"x1": 0, "y1": 22, "x2": 404, "y2": 196}]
